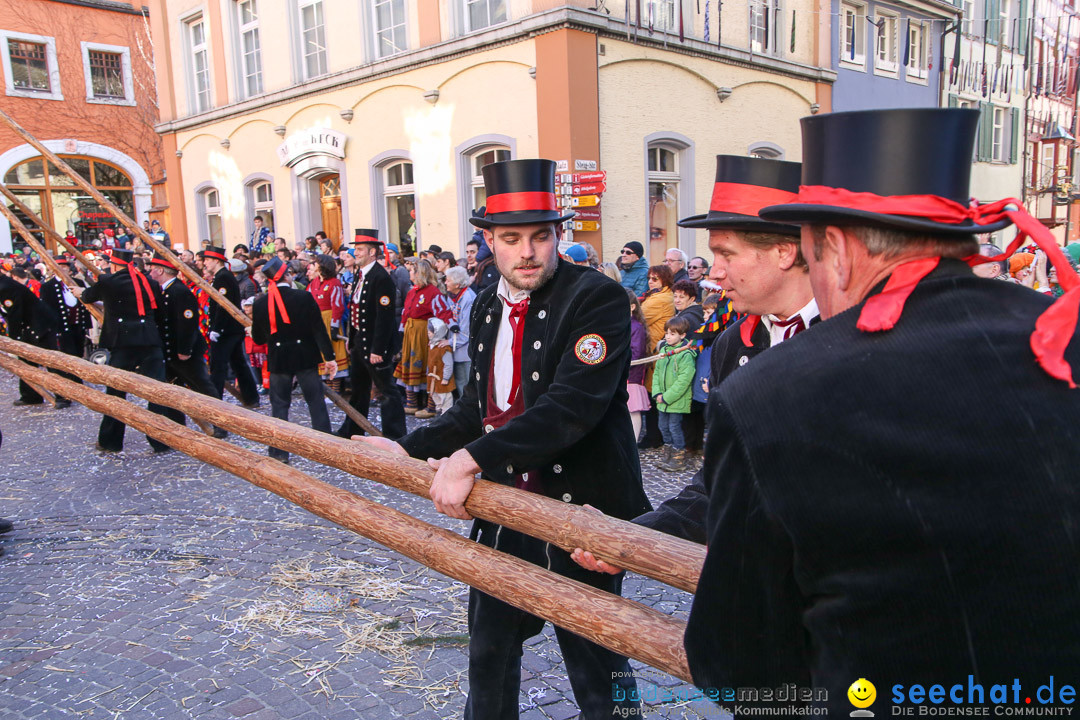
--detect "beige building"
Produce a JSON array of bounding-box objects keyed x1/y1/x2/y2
[{"x1": 149, "y1": 0, "x2": 835, "y2": 264}]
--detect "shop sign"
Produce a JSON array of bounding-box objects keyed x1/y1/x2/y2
[
  {"x1": 574, "y1": 208, "x2": 602, "y2": 221},
  {"x1": 573, "y1": 221, "x2": 600, "y2": 231},
  {"x1": 277, "y1": 128, "x2": 347, "y2": 166}
]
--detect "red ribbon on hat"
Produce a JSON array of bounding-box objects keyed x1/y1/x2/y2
[
  {"x1": 267, "y1": 263, "x2": 291, "y2": 334},
  {"x1": 111, "y1": 258, "x2": 158, "y2": 317},
  {"x1": 485, "y1": 192, "x2": 558, "y2": 214},
  {"x1": 791, "y1": 185, "x2": 1080, "y2": 387},
  {"x1": 710, "y1": 182, "x2": 797, "y2": 217},
  {"x1": 204, "y1": 249, "x2": 227, "y2": 262}
]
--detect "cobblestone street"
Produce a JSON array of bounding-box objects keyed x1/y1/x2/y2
[{"x1": 0, "y1": 374, "x2": 721, "y2": 720}]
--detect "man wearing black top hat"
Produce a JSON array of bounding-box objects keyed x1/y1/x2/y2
[
  {"x1": 684, "y1": 109, "x2": 1080, "y2": 713},
  {"x1": 358, "y1": 159, "x2": 649, "y2": 719},
  {"x1": 0, "y1": 272, "x2": 66, "y2": 408},
  {"x1": 39, "y1": 257, "x2": 91, "y2": 395},
  {"x1": 337, "y1": 228, "x2": 406, "y2": 439},
  {"x1": 572, "y1": 155, "x2": 815, "y2": 558},
  {"x1": 202, "y1": 245, "x2": 260, "y2": 408},
  {"x1": 146, "y1": 254, "x2": 226, "y2": 438},
  {"x1": 77, "y1": 248, "x2": 172, "y2": 452},
  {"x1": 251, "y1": 257, "x2": 337, "y2": 463}
]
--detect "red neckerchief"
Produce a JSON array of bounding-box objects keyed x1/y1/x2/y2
[
  {"x1": 501, "y1": 295, "x2": 530, "y2": 406},
  {"x1": 792, "y1": 186, "x2": 1080, "y2": 388},
  {"x1": 740, "y1": 315, "x2": 762, "y2": 347},
  {"x1": 112, "y1": 260, "x2": 157, "y2": 316},
  {"x1": 268, "y1": 265, "x2": 291, "y2": 333}
]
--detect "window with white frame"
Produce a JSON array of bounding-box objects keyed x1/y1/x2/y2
[
  {"x1": 384, "y1": 161, "x2": 415, "y2": 255},
  {"x1": 645, "y1": 0, "x2": 677, "y2": 32},
  {"x1": 905, "y1": 20, "x2": 928, "y2": 80},
  {"x1": 1039, "y1": 143, "x2": 1057, "y2": 189},
  {"x1": 1, "y1": 30, "x2": 62, "y2": 101},
  {"x1": 962, "y1": 0, "x2": 975, "y2": 34},
  {"x1": 202, "y1": 188, "x2": 223, "y2": 245},
  {"x1": 236, "y1": 0, "x2": 263, "y2": 97},
  {"x1": 80, "y1": 42, "x2": 134, "y2": 104},
  {"x1": 463, "y1": 0, "x2": 507, "y2": 33},
  {"x1": 750, "y1": 0, "x2": 781, "y2": 54},
  {"x1": 991, "y1": 107, "x2": 1006, "y2": 162},
  {"x1": 252, "y1": 181, "x2": 275, "y2": 230},
  {"x1": 840, "y1": 2, "x2": 867, "y2": 67},
  {"x1": 998, "y1": 0, "x2": 1011, "y2": 46},
  {"x1": 185, "y1": 16, "x2": 212, "y2": 113},
  {"x1": 298, "y1": 0, "x2": 328, "y2": 79},
  {"x1": 373, "y1": 0, "x2": 407, "y2": 58},
  {"x1": 647, "y1": 144, "x2": 682, "y2": 265},
  {"x1": 748, "y1": 143, "x2": 784, "y2": 159},
  {"x1": 874, "y1": 12, "x2": 899, "y2": 74},
  {"x1": 470, "y1": 147, "x2": 511, "y2": 210}
]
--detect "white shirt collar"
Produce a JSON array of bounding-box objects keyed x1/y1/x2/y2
[
  {"x1": 161, "y1": 276, "x2": 176, "y2": 290},
  {"x1": 761, "y1": 297, "x2": 819, "y2": 338},
  {"x1": 496, "y1": 276, "x2": 530, "y2": 305},
  {"x1": 357, "y1": 260, "x2": 377, "y2": 279}
]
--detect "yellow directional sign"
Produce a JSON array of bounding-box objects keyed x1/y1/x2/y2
[
  {"x1": 573, "y1": 221, "x2": 600, "y2": 232},
  {"x1": 571, "y1": 195, "x2": 601, "y2": 207}
]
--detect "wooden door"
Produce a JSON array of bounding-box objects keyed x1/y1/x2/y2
[{"x1": 319, "y1": 175, "x2": 342, "y2": 249}]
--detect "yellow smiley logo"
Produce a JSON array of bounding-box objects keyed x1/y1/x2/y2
[{"x1": 848, "y1": 678, "x2": 876, "y2": 712}]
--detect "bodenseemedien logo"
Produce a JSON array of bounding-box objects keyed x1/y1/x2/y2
[{"x1": 849, "y1": 678, "x2": 877, "y2": 717}]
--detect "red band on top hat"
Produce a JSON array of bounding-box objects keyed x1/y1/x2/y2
[
  {"x1": 791, "y1": 185, "x2": 1080, "y2": 388},
  {"x1": 485, "y1": 191, "x2": 558, "y2": 215},
  {"x1": 710, "y1": 182, "x2": 797, "y2": 217},
  {"x1": 354, "y1": 234, "x2": 379, "y2": 243},
  {"x1": 204, "y1": 250, "x2": 227, "y2": 261}
]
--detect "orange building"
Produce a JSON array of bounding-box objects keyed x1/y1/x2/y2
[{"x1": 0, "y1": 0, "x2": 166, "y2": 253}]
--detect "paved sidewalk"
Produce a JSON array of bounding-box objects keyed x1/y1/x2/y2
[{"x1": 0, "y1": 375, "x2": 722, "y2": 719}]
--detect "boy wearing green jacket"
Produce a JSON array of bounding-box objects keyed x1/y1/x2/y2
[{"x1": 651, "y1": 315, "x2": 698, "y2": 472}]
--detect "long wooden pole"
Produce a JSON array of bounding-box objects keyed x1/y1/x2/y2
[
  {"x1": 0, "y1": 203, "x2": 104, "y2": 323},
  {"x1": 0, "y1": 110, "x2": 381, "y2": 436},
  {"x1": 0, "y1": 184, "x2": 100, "y2": 279},
  {"x1": 0, "y1": 351, "x2": 692, "y2": 682},
  {"x1": 0, "y1": 336, "x2": 705, "y2": 594}
]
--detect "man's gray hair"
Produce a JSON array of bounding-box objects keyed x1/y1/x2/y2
[
  {"x1": 666, "y1": 248, "x2": 688, "y2": 263},
  {"x1": 444, "y1": 265, "x2": 469, "y2": 288},
  {"x1": 808, "y1": 225, "x2": 977, "y2": 262}
]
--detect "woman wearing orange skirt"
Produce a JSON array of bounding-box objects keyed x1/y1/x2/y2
[
  {"x1": 395, "y1": 259, "x2": 450, "y2": 413},
  {"x1": 307, "y1": 255, "x2": 349, "y2": 390}
]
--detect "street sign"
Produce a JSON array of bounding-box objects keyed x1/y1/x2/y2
[
  {"x1": 575, "y1": 159, "x2": 598, "y2": 171},
  {"x1": 558, "y1": 171, "x2": 607, "y2": 184},
  {"x1": 555, "y1": 160, "x2": 569, "y2": 172},
  {"x1": 570, "y1": 195, "x2": 601, "y2": 207},
  {"x1": 573, "y1": 208, "x2": 601, "y2": 221},
  {"x1": 573, "y1": 221, "x2": 600, "y2": 232},
  {"x1": 571, "y1": 182, "x2": 606, "y2": 196}
]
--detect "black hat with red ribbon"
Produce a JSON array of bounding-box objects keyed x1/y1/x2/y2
[
  {"x1": 678, "y1": 155, "x2": 802, "y2": 235},
  {"x1": 759, "y1": 108, "x2": 1011, "y2": 235},
  {"x1": 352, "y1": 229, "x2": 381, "y2": 246},
  {"x1": 109, "y1": 248, "x2": 134, "y2": 264},
  {"x1": 469, "y1": 159, "x2": 575, "y2": 229},
  {"x1": 148, "y1": 252, "x2": 175, "y2": 269},
  {"x1": 203, "y1": 245, "x2": 228, "y2": 262}
]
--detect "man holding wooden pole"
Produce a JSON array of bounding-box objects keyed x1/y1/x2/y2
[
  {"x1": 201, "y1": 246, "x2": 260, "y2": 408},
  {"x1": 359, "y1": 159, "x2": 649, "y2": 719},
  {"x1": 0, "y1": 271, "x2": 65, "y2": 408}
]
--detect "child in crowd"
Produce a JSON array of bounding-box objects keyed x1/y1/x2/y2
[
  {"x1": 416, "y1": 318, "x2": 455, "y2": 419},
  {"x1": 651, "y1": 316, "x2": 697, "y2": 472},
  {"x1": 626, "y1": 289, "x2": 651, "y2": 441},
  {"x1": 242, "y1": 297, "x2": 269, "y2": 393}
]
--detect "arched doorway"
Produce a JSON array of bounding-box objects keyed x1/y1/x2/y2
[
  {"x1": 318, "y1": 174, "x2": 342, "y2": 249},
  {"x1": 3, "y1": 155, "x2": 134, "y2": 252}
]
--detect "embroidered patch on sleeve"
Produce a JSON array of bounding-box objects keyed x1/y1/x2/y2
[
  {"x1": 379, "y1": 296, "x2": 390, "y2": 306},
  {"x1": 574, "y1": 334, "x2": 607, "y2": 365},
  {"x1": 183, "y1": 309, "x2": 194, "y2": 319}
]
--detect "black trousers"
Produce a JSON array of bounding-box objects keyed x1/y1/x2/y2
[
  {"x1": 161, "y1": 354, "x2": 220, "y2": 427},
  {"x1": 268, "y1": 367, "x2": 331, "y2": 461},
  {"x1": 209, "y1": 332, "x2": 260, "y2": 406},
  {"x1": 337, "y1": 346, "x2": 406, "y2": 440},
  {"x1": 16, "y1": 333, "x2": 69, "y2": 404},
  {"x1": 98, "y1": 345, "x2": 171, "y2": 452},
  {"x1": 464, "y1": 523, "x2": 640, "y2": 720}
]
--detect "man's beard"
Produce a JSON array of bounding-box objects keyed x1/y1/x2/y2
[{"x1": 496, "y1": 254, "x2": 557, "y2": 293}]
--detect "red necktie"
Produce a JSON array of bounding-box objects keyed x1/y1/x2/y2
[
  {"x1": 503, "y1": 296, "x2": 530, "y2": 405},
  {"x1": 268, "y1": 266, "x2": 291, "y2": 334},
  {"x1": 771, "y1": 314, "x2": 806, "y2": 341}
]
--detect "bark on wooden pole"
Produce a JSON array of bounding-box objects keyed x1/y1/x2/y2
[
  {"x1": 0, "y1": 336, "x2": 705, "y2": 594},
  {"x1": 0, "y1": 203, "x2": 104, "y2": 323},
  {"x1": 0, "y1": 351, "x2": 693, "y2": 683},
  {"x1": 0, "y1": 184, "x2": 101, "y2": 279},
  {"x1": 0, "y1": 109, "x2": 380, "y2": 436}
]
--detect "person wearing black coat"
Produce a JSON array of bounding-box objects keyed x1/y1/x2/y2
[
  {"x1": 251, "y1": 257, "x2": 336, "y2": 463},
  {"x1": 357, "y1": 161, "x2": 649, "y2": 720},
  {"x1": 203, "y1": 246, "x2": 260, "y2": 408},
  {"x1": 685, "y1": 109, "x2": 1080, "y2": 714},
  {"x1": 147, "y1": 256, "x2": 227, "y2": 438},
  {"x1": 0, "y1": 273, "x2": 66, "y2": 407},
  {"x1": 337, "y1": 229, "x2": 406, "y2": 440},
  {"x1": 77, "y1": 249, "x2": 171, "y2": 452}
]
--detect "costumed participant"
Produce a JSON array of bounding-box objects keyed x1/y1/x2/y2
[
  {"x1": 40, "y1": 257, "x2": 92, "y2": 381},
  {"x1": 0, "y1": 271, "x2": 65, "y2": 408},
  {"x1": 336, "y1": 229, "x2": 407, "y2": 440},
  {"x1": 394, "y1": 258, "x2": 450, "y2": 414},
  {"x1": 147, "y1": 254, "x2": 228, "y2": 439},
  {"x1": 414, "y1": 317, "x2": 454, "y2": 419},
  {"x1": 76, "y1": 248, "x2": 172, "y2": 452},
  {"x1": 202, "y1": 245, "x2": 260, "y2": 408},
  {"x1": 306, "y1": 254, "x2": 349, "y2": 390},
  {"x1": 358, "y1": 159, "x2": 649, "y2": 719},
  {"x1": 250, "y1": 257, "x2": 337, "y2": 464},
  {"x1": 685, "y1": 108, "x2": 1080, "y2": 713}
]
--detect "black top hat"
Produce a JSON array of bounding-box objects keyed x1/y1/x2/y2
[
  {"x1": 469, "y1": 159, "x2": 575, "y2": 229},
  {"x1": 759, "y1": 108, "x2": 1011, "y2": 235},
  {"x1": 353, "y1": 228, "x2": 381, "y2": 246},
  {"x1": 679, "y1": 155, "x2": 802, "y2": 236},
  {"x1": 203, "y1": 245, "x2": 228, "y2": 261},
  {"x1": 109, "y1": 248, "x2": 134, "y2": 264},
  {"x1": 148, "y1": 252, "x2": 176, "y2": 269},
  {"x1": 262, "y1": 256, "x2": 288, "y2": 280}
]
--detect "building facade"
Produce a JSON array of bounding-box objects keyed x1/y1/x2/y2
[
  {"x1": 150, "y1": 0, "x2": 836, "y2": 264},
  {"x1": 0, "y1": 0, "x2": 165, "y2": 253}
]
